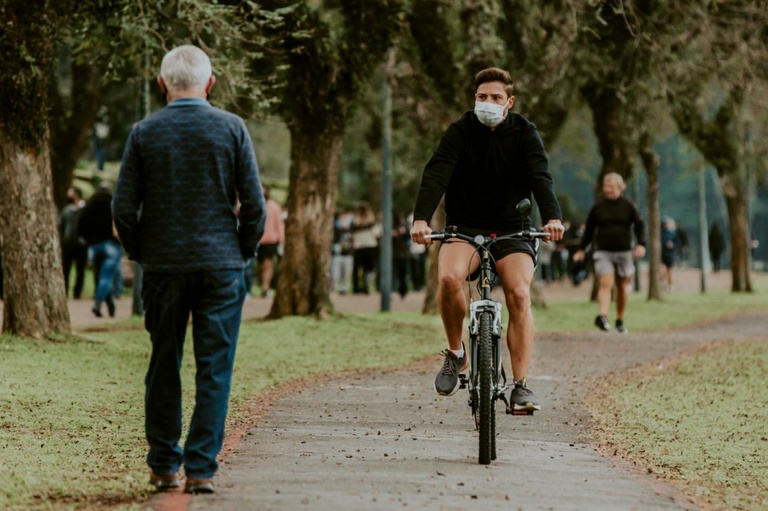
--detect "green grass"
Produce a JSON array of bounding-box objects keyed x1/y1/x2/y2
[
  {"x1": 589, "y1": 340, "x2": 768, "y2": 511},
  {"x1": 1, "y1": 280, "x2": 767, "y2": 510},
  {"x1": 532, "y1": 277, "x2": 768, "y2": 332},
  {"x1": 0, "y1": 312, "x2": 442, "y2": 511}
]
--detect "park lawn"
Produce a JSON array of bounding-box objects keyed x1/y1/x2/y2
[
  {"x1": 0, "y1": 282, "x2": 766, "y2": 510},
  {"x1": 0, "y1": 312, "x2": 443, "y2": 511},
  {"x1": 531, "y1": 276, "x2": 768, "y2": 332},
  {"x1": 589, "y1": 339, "x2": 768, "y2": 511}
]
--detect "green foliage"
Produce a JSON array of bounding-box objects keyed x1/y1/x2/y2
[
  {"x1": 253, "y1": 0, "x2": 405, "y2": 132},
  {"x1": 65, "y1": 1, "x2": 293, "y2": 111}
]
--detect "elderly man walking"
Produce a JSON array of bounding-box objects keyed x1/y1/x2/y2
[{"x1": 113, "y1": 45, "x2": 266, "y2": 494}]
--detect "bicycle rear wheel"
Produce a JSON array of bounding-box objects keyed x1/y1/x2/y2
[{"x1": 477, "y1": 312, "x2": 494, "y2": 465}]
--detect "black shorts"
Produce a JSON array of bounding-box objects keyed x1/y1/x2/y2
[
  {"x1": 257, "y1": 243, "x2": 279, "y2": 263},
  {"x1": 442, "y1": 227, "x2": 538, "y2": 281}
]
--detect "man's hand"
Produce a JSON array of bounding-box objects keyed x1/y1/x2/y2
[
  {"x1": 410, "y1": 220, "x2": 433, "y2": 246},
  {"x1": 542, "y1": 219, "x2": 565, "y2": 241},
  {"x1": 634, "y1": 245, "x2": 646, "y2": 259},
  {"x1": 573, "y1": 250, "x2": 585, "y2": 263}
]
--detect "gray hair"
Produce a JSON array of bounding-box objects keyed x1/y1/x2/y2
[
  {"x1": 160, "y1": 45, "x2": 212, "y2": 93},
  {"x1": 602, "y1": 172, "x2": 627, "y2": 192}
]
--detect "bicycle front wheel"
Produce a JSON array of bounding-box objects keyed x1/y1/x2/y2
[{"x1": 477, "y1": 311, "x2": 494, "y2": 465}]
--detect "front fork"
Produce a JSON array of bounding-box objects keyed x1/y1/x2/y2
[{"x1": 460, "y1": 300, "x2": 509, "y2": 413}]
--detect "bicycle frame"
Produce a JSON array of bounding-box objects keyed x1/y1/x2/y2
[{"x1": 466, "y1": 242, "x2": 507, "y2": 419}]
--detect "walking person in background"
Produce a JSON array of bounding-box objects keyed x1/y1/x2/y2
[
  {"x1": 391, "y1": 211, "x2": 410, "y2": 299},
  {"x1": 351, "y1": 201, "x2": 380, "y2": 294},
  {"x1": 660, "y1": 217, "x2": 680, "y2": 291},
  {"x1": 92, "y1": 106, "x2": 110, "y2": 172},
  {"x1": 78, "y1": 185, "x2": 122, "y2": 317},
  {"x1": 256, "y1": 185, "x2": 284, "y2": 298},
  {"x1": 573, "y1": 173, "x2": 645, "y2": 333},
  {"x1": 112, "y1": 45, "x2": 266, "y2": 494},
  {"x1": 709, "y1": 221, "x2": 726, "y2": 272},
  {"x1": 331, "y1": 209, "x2": 354, "y2": 294},
  {"x1": 58, "y1": 186, "x2": 88, "y2": 299}
]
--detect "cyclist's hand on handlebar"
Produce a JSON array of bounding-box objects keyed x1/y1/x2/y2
[
  {"x1": 410, "y1": 220, "x2": 433, "y2": 246},
  {"x1": 542, "y1": 219, "x2": 565, "y2": 241}
]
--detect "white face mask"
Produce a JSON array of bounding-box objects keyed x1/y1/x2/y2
[{"x1": 474, "y1": 100, "x2": 507, "y2": 127}]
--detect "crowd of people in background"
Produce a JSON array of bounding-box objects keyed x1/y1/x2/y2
[{"x1": 330, "y1": 204, "x2": 428, "y2": 299}]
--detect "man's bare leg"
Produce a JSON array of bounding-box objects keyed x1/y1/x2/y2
[
  {"x1": 495, "y1": 253, "x2": 535, "y2": 381},
  {"x1": 437, "y1": 242, "x2": 479, "y2": 351}
]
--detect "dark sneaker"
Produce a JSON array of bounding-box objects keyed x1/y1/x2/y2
[
  {"x1": 594, "y1": 315, "x2": 611, "y2": 331},
  {"x1": 184, "y1": 478, "x2": 215, "y2": 494},
  {"x1": 510, "y1": 378, "x2": 541, "y2": 411},
  {"x1": 616, "y1": 319, "x2": 628, "y2": 333},
  {"x1": 434, "y1": 344, "x2": 467, "y2": 396},
  {"x1": 149, "y1": 472, "x2": 181, "y2": 491}
]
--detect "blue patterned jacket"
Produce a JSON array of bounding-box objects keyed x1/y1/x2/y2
[{"x1": 112, "y1": 98, "x2": 266, "y2": 272}]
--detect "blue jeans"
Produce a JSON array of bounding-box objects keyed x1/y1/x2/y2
[
  {"x1": 142, "y1": 269, "x2": 246, "y2": 479},
  {"x1": 90, "y1": 240, "x2": 121, "y2": 313}
]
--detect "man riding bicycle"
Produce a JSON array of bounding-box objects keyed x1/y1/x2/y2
[{"x1": 410, "y1": 67, "x2": 564, "y2": 412}]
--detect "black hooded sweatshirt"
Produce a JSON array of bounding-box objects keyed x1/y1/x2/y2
[{"x1": 413, "y1": 110, "x2": 561, "y2": 232}]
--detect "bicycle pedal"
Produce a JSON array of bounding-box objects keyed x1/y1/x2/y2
[{"x1": 507, "y1": 408, "x2": 534, "y2": 416}]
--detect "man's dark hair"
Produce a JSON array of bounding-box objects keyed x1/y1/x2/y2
[
  {"x1": 72, "y1": 186, "x2": 83, "y2": 198},
  {"x1": 475, "y1": 67, "x2": 514, "y2": 97}
]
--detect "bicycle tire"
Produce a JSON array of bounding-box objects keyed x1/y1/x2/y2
[{"x1": 478, "y1": 312, "x2": 494, "y2": 465}]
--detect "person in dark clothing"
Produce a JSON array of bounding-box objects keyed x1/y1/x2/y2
[
  {"x1": 709, "y1": 221, "x2": 726, "y2": 272},
  {"x1": 58, "y1": 186, "x2": 88, "y2": 299},
  {"x1": 660, "y1": 217, "x2": 680, "y2": 291},
  {"x1": 574, "y1": 173, "x2": 646, "y2": 333},
  {"x1": 0, "y1": 237, "x2": 4, "y2": 300},
  {"x1": 410, "y1": 67, "x2": 564, "y2": 412},
  {"x1": 112, "y1": 45, "x2": 266, "y2": 495},
  {"x1": 78, "y1": 185, "x2": 121, "y2": 317},
  {"x1": 563, "y1": 220, "x2": 588, "y2": 286},
  {"x1": 391, "y1": 211, "x2": 410, "y2": 299}
]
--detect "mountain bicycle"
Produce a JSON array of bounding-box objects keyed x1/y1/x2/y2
[{"x1": 425, "y1": 199, "x2": 549, "y2": 465}]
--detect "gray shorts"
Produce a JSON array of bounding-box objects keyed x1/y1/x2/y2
[{"x1": 593, "y1": 250, "x2": 635, "y2": 278}]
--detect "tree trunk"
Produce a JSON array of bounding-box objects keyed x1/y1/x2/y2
[
  {"x1": 0, "y1": 131, "x2": 70, "y2": 337},
  {"x1": 720, "y1": 171, "x2": 752, "y2": 292},
  {"x1": 582, "y1": 86, "x2": 634, "y2": 185},
  {"x1": 669, "y1": 87, "x2": 752, "y2": 292},
  {"x1": 638, "y1": 131, "x2": 663, "y2": 300},
  {"x1": 49, "y1": 61, "x2": 102, "y2": 209},
  {"x1": 269, "y1": 127, "x2": 341, "y2": 319}
]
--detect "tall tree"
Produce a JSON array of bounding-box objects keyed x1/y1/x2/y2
[
  {"x1": 251, "y1": 1, "x2": 404, "y2": 318},
  {"x1": 0, "y1": 1, "x2": 76, "y2": 337},
  {"x1": 666, "y1": 1, "x2": 768, "y2": 292}
]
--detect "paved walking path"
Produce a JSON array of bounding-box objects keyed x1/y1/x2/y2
[{"x1": 149, "y1": 311, "x2": 764, "y2": 511}]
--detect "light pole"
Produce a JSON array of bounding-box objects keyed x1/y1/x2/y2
[
  {"x1": 698, "y1": 166, "x2": 709, "y2": 292},
  {"x1": 380, "y1": 57, "x2": 393, "y2": 312}
]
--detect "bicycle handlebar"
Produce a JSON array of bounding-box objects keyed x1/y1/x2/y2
[{"x1": 425, "y1": 228, "x2": 550, "y2": 247}]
